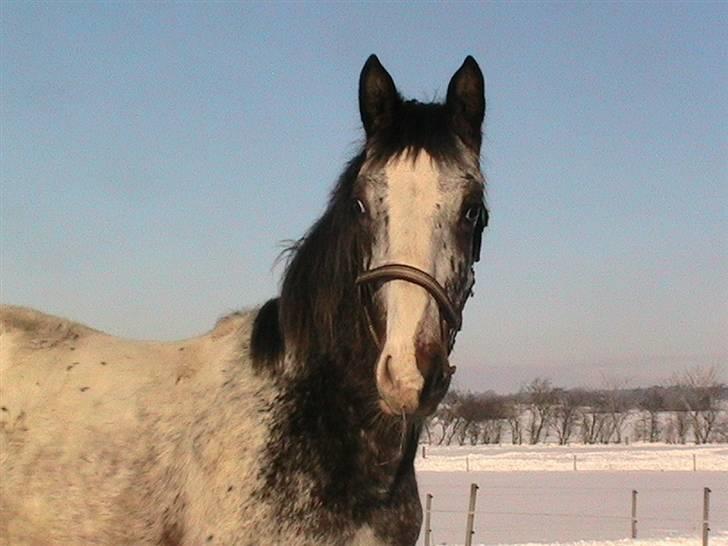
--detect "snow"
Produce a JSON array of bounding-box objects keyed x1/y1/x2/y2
[
  {"x1": 414, "y1": 444, "x2": 728, "y2": 545},
  {"x1": 479, "y1": 536, "x2": 728, "y2": 545},
  {"x1": 416, "y1": 443, "x2": 728, "y2": 472}
]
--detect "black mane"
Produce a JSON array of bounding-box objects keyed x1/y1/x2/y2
[{"x1": 280, "y1": 152, "x2": 372, "y2": 363}]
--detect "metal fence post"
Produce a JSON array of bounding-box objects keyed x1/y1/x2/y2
[
  {"x1": 573, "y1": 454, "x2": 577, "y2": 471},
  {"x1": 422, "y1": 444, "x2": 427, "y2": 459},
  {"x1": 424, "y1": 494, "x2": 432, "y2": 546},
  {"x1": 693, "y1": 453, "x2": 697, "y2": 471},
  {"x1": 631, "y1": 489, "x2": 638, "y2": 539},
  {"x1": 703, "y1": 487, "x2": 711, "y2": 546},
  {"x1": 464, "y1": 483, "x2": 479, "y2": 546}
]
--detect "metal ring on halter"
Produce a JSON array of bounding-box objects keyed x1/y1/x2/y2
[{"x1": 355, "y1": 263, "x2": 467, "y2": 352}]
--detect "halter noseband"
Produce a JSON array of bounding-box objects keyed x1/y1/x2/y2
[
  {"x1": 355, "y1": 263, "x2": 474, "y2": 353},
  {"x1": 355, "y1": 205, "x2": 487, "y2": 353}
]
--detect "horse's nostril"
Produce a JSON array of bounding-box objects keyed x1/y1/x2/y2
[{"x1": 383, "y1": 354, "x2": 393, "y2": 385}]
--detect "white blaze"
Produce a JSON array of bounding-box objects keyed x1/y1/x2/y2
[{"x1": 373, "y1": 152, "x2": 443, "y2": 412}]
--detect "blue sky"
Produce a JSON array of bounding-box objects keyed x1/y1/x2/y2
[{"x1": 1, "y1": 2, "x2": 726, "y2": 392}]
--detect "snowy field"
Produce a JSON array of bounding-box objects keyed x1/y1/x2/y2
[
  {"x1": 416, "y1": 444, "x2": 728, "y2": 473},
  {"x1": 414, "y1": 444, "x2": 728, "y2": 546}
]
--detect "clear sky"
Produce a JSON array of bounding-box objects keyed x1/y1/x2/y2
[{"x1": 1, "y1": 2, "x2": 726, "y2": 393}]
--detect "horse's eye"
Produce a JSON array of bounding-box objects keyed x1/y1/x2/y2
[
  {"x1": 463, "y1": 205, "x2": 481, "y2": 224},
  {"x1": 353, "y1": 199, "x2": 367, "y2": 216}
]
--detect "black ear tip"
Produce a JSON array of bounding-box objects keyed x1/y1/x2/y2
[
  {"x1": 364, "y1": 54, "x2": 381, "y2": 68},
  {"x1": 462, "y1": 56, "x2": 482, "y2": 74}
]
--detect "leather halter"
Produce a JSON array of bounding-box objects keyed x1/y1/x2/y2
[
  {"x1": 355, "y1": 204, "x2": 488, "y2": 353},
  {"x1": 355, "y1": 263, "x2": 474, "y2": 353}
]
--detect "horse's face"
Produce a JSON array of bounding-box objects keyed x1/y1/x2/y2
[{"x1": 356, "y1": 56, "x2": 487, "y2": 417}]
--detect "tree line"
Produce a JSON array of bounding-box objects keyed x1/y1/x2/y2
[{"x1": 425, "y1": 366, "x2": 727, "y2": 446}]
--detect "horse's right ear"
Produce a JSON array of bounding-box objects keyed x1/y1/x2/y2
[{"x1": 359, "y1": 55, "x2": 399, "y2": 138}]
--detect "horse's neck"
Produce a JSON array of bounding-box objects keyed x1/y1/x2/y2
[
  {"x1": 251, "y1": 295, "x2": 421, "y2": 497},
  {"x1": 273, "y1": 350, "x2": 421, "y2": 496}
]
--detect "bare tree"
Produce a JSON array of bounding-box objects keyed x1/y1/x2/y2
[
  {"x1": 553, "y1": 388, "x2": 584, "y2": 445},
  {"x1": 453, "y1": 392, "x2": 487, "y2": 445},
  {"x1": 675, "y1": 366, "x2": 724, "y2": 444},
  {"x1": 481, "y1": 418, "x2": 504, "y2": 444},
  {"x1": 712, "y1": 413, "x2": 728, "y2": 444},
  {"x1": 523, "y1": 378, "x2": 557, "y2": 444},
  {"x1": 505, "y1": 398, "x2": 525, "y2": 445},
  {"x1": 580, "y1": 389, "x2": 610, "y2": 444},
  {"x1": 477, "y1": 392, "x2": 508, "y2": 444},
  {"x1": 600, "y1": 376, "x2": 632, "y2": 443},
  {"x1": 430, "y1": 390, "x2": 461, "y2": 445},
  {"x1": 448, "y1": 391, "x2": 509, "y2": 445},
  {"x1": 665, "y1": 410, "x2": 690, "y2": 444},
  {"x1": 637, "y1": 386, "x2": 666, "y2": 442}
]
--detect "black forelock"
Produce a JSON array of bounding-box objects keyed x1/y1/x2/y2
[{"x1": 366, "y1": 99, "x2": 464, "y2": 165}]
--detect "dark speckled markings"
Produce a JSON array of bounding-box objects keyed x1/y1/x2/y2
[{"x1": 159, "y1": 523, "x2": 183, "y2": 546}]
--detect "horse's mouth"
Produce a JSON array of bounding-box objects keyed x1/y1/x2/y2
[{"x1": 378, "y1": 398, "x2": 398, "y2": 416}]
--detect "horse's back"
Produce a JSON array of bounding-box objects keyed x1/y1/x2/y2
[
  {"x1": 0, "y1": 305, "x2": 261, "y2": 545},
  {"x1": 0, "y1": 304, "x2": 227, "y2": 439}
]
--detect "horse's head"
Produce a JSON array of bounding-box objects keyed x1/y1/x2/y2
[
  {"x1": 273, "y1": 56, "x2": 487, "y2": 418},
  {"x1": 354, "y1": 55, "x2": 488, "y2": 417}
]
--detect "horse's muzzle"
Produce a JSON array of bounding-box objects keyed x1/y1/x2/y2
[
  {"x1": 376, "y1": 342, "x2": 455, "y2": 417},
  {"x1": 358, "y1": 263, "x2": 462, "y2": 416}
]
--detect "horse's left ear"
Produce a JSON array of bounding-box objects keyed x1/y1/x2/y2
[{"x1": 447, "y1": 56, "x2": 485, "y2": 153}]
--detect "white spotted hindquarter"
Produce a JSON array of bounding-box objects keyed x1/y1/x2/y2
[{"x1": 0, "y1": 306, "x2": 276, "y2": 545}]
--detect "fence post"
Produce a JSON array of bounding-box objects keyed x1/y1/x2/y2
[
  {"x1": 703, "y1": 487, "x2": 711, "y2": 546},
  {"x1": 424, "y1": 494, "x2": 432, "y2": 546},
  {"x1": 631, "y1": 490, "x2": 638, "y2": 539},
  {"x1": 693, "y1": 453, "x2": 697, "y2": 471},
  {"x1": 573, "y1": 454, "x2": 577, "y2": 471},
  {"x1": 464, "y1": 483, "x2": 479, "y2": 546},
  {"x1": 422, "y1": 445, "x2": 427, "y2": 459}
]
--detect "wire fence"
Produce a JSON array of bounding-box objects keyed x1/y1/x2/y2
[
  {"x1": 421, "y1": 484, "x2": 724, "y2": 546},
  {"x1": 419, "y1": 446, "x2": 728, "y2": 472}
]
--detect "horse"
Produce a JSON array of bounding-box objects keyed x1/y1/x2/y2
[{"x1": 0, "y1": 55, "x2": 488, "y2": 546}]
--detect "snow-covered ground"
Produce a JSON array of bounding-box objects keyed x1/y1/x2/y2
[
  {"x1": 414, "y1": 444, "x2": 728, "y2": 545},
  {"x1": 416, "y1": 443, "x2": 728, "y2": 472},
  {"x1": 483, "y1": 537, "x2": 728, "y2": 546}
]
